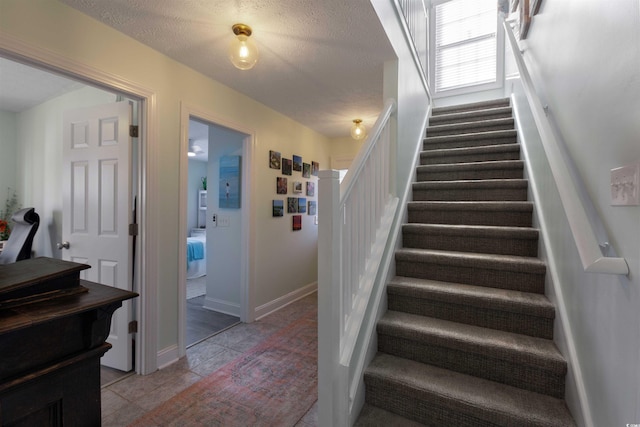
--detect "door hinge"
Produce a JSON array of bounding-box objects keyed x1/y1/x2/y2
[
  {"x1": 129, "y1": 125, "x2": 139, "y2": 138},
  {"x1": 128, "y1": 320, "x2": 138, "y2": 334},
  {"x1": 129, "y1": 223, "x2": 138, "y2": 236}
]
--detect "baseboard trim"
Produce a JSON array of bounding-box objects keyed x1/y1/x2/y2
[
  {"x1": 254, "y1": 282, "x2": 317, "y2": 320},
  {"x1": 203, "y1": 297, "x2": 241, "y2": 317},
  {"x1": 157, "y1": 344, "x2": 179, "y2": 370}
]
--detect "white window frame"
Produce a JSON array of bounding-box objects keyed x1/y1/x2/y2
[{"x1": 429, "y1": 0, "x2": 505, "y2": 98}]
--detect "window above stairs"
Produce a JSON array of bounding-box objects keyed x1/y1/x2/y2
[{"x1": 431, "y1": 0, "x2": 505, "y2": 97}]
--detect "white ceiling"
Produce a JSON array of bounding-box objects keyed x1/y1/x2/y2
[{"x1": 0, "y1": 0, "x2": 396, "y2": 139}]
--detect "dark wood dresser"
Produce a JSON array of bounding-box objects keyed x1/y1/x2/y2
[{"x1": 0, "y1": 257, "x2": 137, "y2": 426}]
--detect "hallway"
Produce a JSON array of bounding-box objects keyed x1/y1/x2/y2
[{"x1": 101, "y1": 293, "x2": 318, "y2": 426}]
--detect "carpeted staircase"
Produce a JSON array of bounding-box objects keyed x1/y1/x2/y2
[{"x1": 357, "y1": 99, "x2": 576, "y2": 426}]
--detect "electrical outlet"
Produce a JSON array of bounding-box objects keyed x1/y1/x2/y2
[
  {"x1": 211, "y1": 214, "x2": 217, "y2": 227},
  {"x1": 611, "y1": 163, "x2": 640, "y2": 206}
]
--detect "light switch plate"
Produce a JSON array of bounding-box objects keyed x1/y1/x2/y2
[
  {"x1": 611, "y1": 163, "x2": 640, "y2": 206},
  {"x1": 219, "y1": 215, "x2": 231, "y2": 227}
]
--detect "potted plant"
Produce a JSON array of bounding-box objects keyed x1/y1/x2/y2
[{"x1": 0, "y1": 188, "x2": 19, "y2": 249}]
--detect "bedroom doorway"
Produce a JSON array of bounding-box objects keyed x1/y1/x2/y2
[{"x1": 184, "y1": 118, "x2": 241, "y2": 347}]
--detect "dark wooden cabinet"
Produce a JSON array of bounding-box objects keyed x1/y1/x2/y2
[{"x1": 0, "y1": 258, "x2": 137, "y2": 426}]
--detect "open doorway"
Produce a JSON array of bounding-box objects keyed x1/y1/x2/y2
[
  {"x1": 184, "y1": 118, "x2": 245, "y2": 347},
  {"x1": 0, "y1": 55, "x2": 148, "y2": 380}
]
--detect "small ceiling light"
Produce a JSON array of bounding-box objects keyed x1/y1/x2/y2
[
  {"x1": 350, "y1": 119, "x2": 367, "y2": 140},
  {"x1": 188, "y1": 139, "x2": 203, "y2": 157},
  {"x1": 229, "y1": 23, "x2": 259, "y2": 70}
]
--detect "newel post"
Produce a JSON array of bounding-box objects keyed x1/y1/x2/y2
[{"x1": 318, "y1": 170, "x2": 343, "y2": 426}]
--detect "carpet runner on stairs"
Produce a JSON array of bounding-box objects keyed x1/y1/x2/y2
[{"x1": 357, "y1": 98, "x2": 576, "y2": 426}]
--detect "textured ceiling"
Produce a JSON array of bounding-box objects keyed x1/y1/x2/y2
[
  {"x1": 55, "y1": 0, "x2": 397, "y2": 138},
  {"x1": 0, "y1": 57, "x2": 84, "y2": 112}
]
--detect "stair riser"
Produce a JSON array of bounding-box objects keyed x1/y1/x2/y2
[
  {"x1": 387, "y1": 294, "x2": 553, "y2": 339},
  {"x1": 421, "y1": 151, "x2": 520, "y2": 165},
  {"x1": 417, "y1": 168, "x2": 523, "y2": 181},
  {"x1": 413, "y1": 187, "x2": 528, "y2": 202},
  {"x1": 408, "y1": 208, "x2": 533, "y2": 227},
  {"x1": 428, "y1": 123, "x2": 514, "y2": 137},
  {"x1": 430, "y1": 112, "x2": 513, "y2": 126},
  {"x1": 402, "y1": 232, "x2": 538, "y2": 257},
  {"x1": 377, "y1": 335, "x2": 566, "y2": 398},
  {"x1": 364, "y1": 377, "x2": 515, "y2": 427},
  {"x1": 424, "y1": 137, "x2": 517, "y2": 151},
  {"x1": 395, "y1": 258, "x2": 545, "y2": 293}
]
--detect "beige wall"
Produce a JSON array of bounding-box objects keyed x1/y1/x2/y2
[{"x1": 0, "y1": 0, "x2": 331, "y2": 354}]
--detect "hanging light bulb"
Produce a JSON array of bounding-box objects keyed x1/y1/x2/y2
[
  {"x1": 350, "y1": 119, "x2": 367, "y2": 140},
  {"x1": 229, "y1": 23, "x2": 258, "y2": 70}
]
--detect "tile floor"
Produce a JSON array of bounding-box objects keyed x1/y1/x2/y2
[{"x1": 101, "y1": 292, "x2": 318, "y2": 427}]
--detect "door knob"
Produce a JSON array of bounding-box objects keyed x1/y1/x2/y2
[{"x1": 57, "y1": 241, "x2": 70, "y2": 250}]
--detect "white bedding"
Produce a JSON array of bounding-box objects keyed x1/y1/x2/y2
[{"x1": 187, "y1": 235, "x2": 207, "y2": 279}]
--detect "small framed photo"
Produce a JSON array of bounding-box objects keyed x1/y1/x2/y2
[
  {"x1": 308, "y1": 201, "x2": 316, "y2": 216},
  {"x1": 306, "y1": 182, "x2": 315, "y2": 197},
  {"x1": 292, "y1": 215, "x2": 302, "y2": 231},
  {"x1": 312, "y1": 161, "x2": 319, "y2": 176},
  {"x1": 272, "y1": 200, "x2": 284, "y2": 217},
  {"x1": 293, "y1": 155, "x2": 303, "y2": 172},
  {"x1": 293, "y1": 181, "x2": 303, "y2": 194},
  {"x1": 297, "y1": 198, "x2": 307, "y2": 214},
  {"x1": 302, "y1": 163, "x2": 311, "y2": 178},
  {"x1": 277, "y1": 177, "x2": 288, "y2": 194},
  {"x1": 287, "y1": 197, "x2": 298, "y2": 213},
  {"x1": 282, "y1": 158, "x2": 292, "y2": 176},
  {"x1": 269, "y1": 150, "x2": 281, "y2": 169}
]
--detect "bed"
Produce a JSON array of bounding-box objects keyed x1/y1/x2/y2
[{"x1": 187, "y1": 234, "x2": 206, "y2": 279}]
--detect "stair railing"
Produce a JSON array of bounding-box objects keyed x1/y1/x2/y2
[
  {"x1": 318, "y1": 98, "x2": 398, "y2": 426},
  {"x1": 503, "y1": 19, "x2": 628, "y2": 276}
]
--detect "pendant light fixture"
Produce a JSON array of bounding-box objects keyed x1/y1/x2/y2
[
  {"x1": 229, "y1": 23, "x2": 259, "y2": 70},
  {"x1": 350, "y1": 119, "x2": 367, "y2": 140}
]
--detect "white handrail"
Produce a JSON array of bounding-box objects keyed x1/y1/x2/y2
[
  {"x1": 503, "y1": 20, "x2": 628, "y2": 276},
  {"x1": 318, "y1": 99, "x2": 398, "y2": 426}
]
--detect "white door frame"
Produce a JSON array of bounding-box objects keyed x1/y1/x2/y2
[
  {"x1": 178, "y1": 102, "x2": 255, "y2": 357},
  {"x1": 0, "y1": 33, "x2": 159, "y2": 375}
]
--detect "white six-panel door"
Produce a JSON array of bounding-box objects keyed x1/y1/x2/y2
[{"x1": 62, "y1": 101, "x2": 133, "y2": 371}]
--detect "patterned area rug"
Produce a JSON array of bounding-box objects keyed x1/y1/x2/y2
[{"x1": 129, "y1": 310, "x2": 317, "y2": 426}]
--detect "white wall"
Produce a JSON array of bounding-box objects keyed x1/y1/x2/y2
[
  {"x1": 515, "y1": 0, "x2": 640, "y2": 424},
  {"x1": 187, "y1": 159, "x2": 207, "y2": 231},
  {"x1": 0, "y1": 0, "x2": 331, "y2": 354},
  {"x1": 204, "y1": 125, "x2": 244, "y2": 315},
  {"x1": 0, "y1": 110, "x2": 17, "y2": 214},
  {"x1": 371, "y1": 0, "x2": 431, "y2": 197}
]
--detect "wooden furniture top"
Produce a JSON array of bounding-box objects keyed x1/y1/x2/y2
[{"x1": 0, "y1": 258, "x2": 137, "y2": 335}]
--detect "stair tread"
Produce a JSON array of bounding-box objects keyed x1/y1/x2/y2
[
  {"x1": 425, "y1": 129, "x2": 517, "y2": 144},
  {"x1": 421, "y1": 143, "x2": 520, "y2": 158},
  {"x1": 366, "y1": 353, "x2": 575, "y2": 426},
  {"x1": 396, "y1": 248, "x2": 546, "y2": 273},
  {"x1": 403, "y1": 223, "x2": 538, "y2": 239},
  {"x1": 388, "y1": 276, "x2": 554, "y2": 318},
  {"x1": 429, "y1": 106, "x2": 513, "y2": 124},
  {"x1": 378, "y1": 311, "x2": 565, "y2": 372},
  {"x1": 417, "y1": 160, "x2": 524, "y2": 171},
  {"x1": 432, "y1": 99, "x2": 511, "y2": 116},
  {"x1": 413, "y1": 179, "x2": 528, "y2": 189},
  {"x1": 408, "y1": 200, "x2": 533, "y2": 211},
  {"x1": 428, "y1": 118, "x2": 515, "y2": 134}
]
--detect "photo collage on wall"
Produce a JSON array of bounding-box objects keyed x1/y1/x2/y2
[{"x1": 269, "y1": 150, "x2": 319, "y2": 231}]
